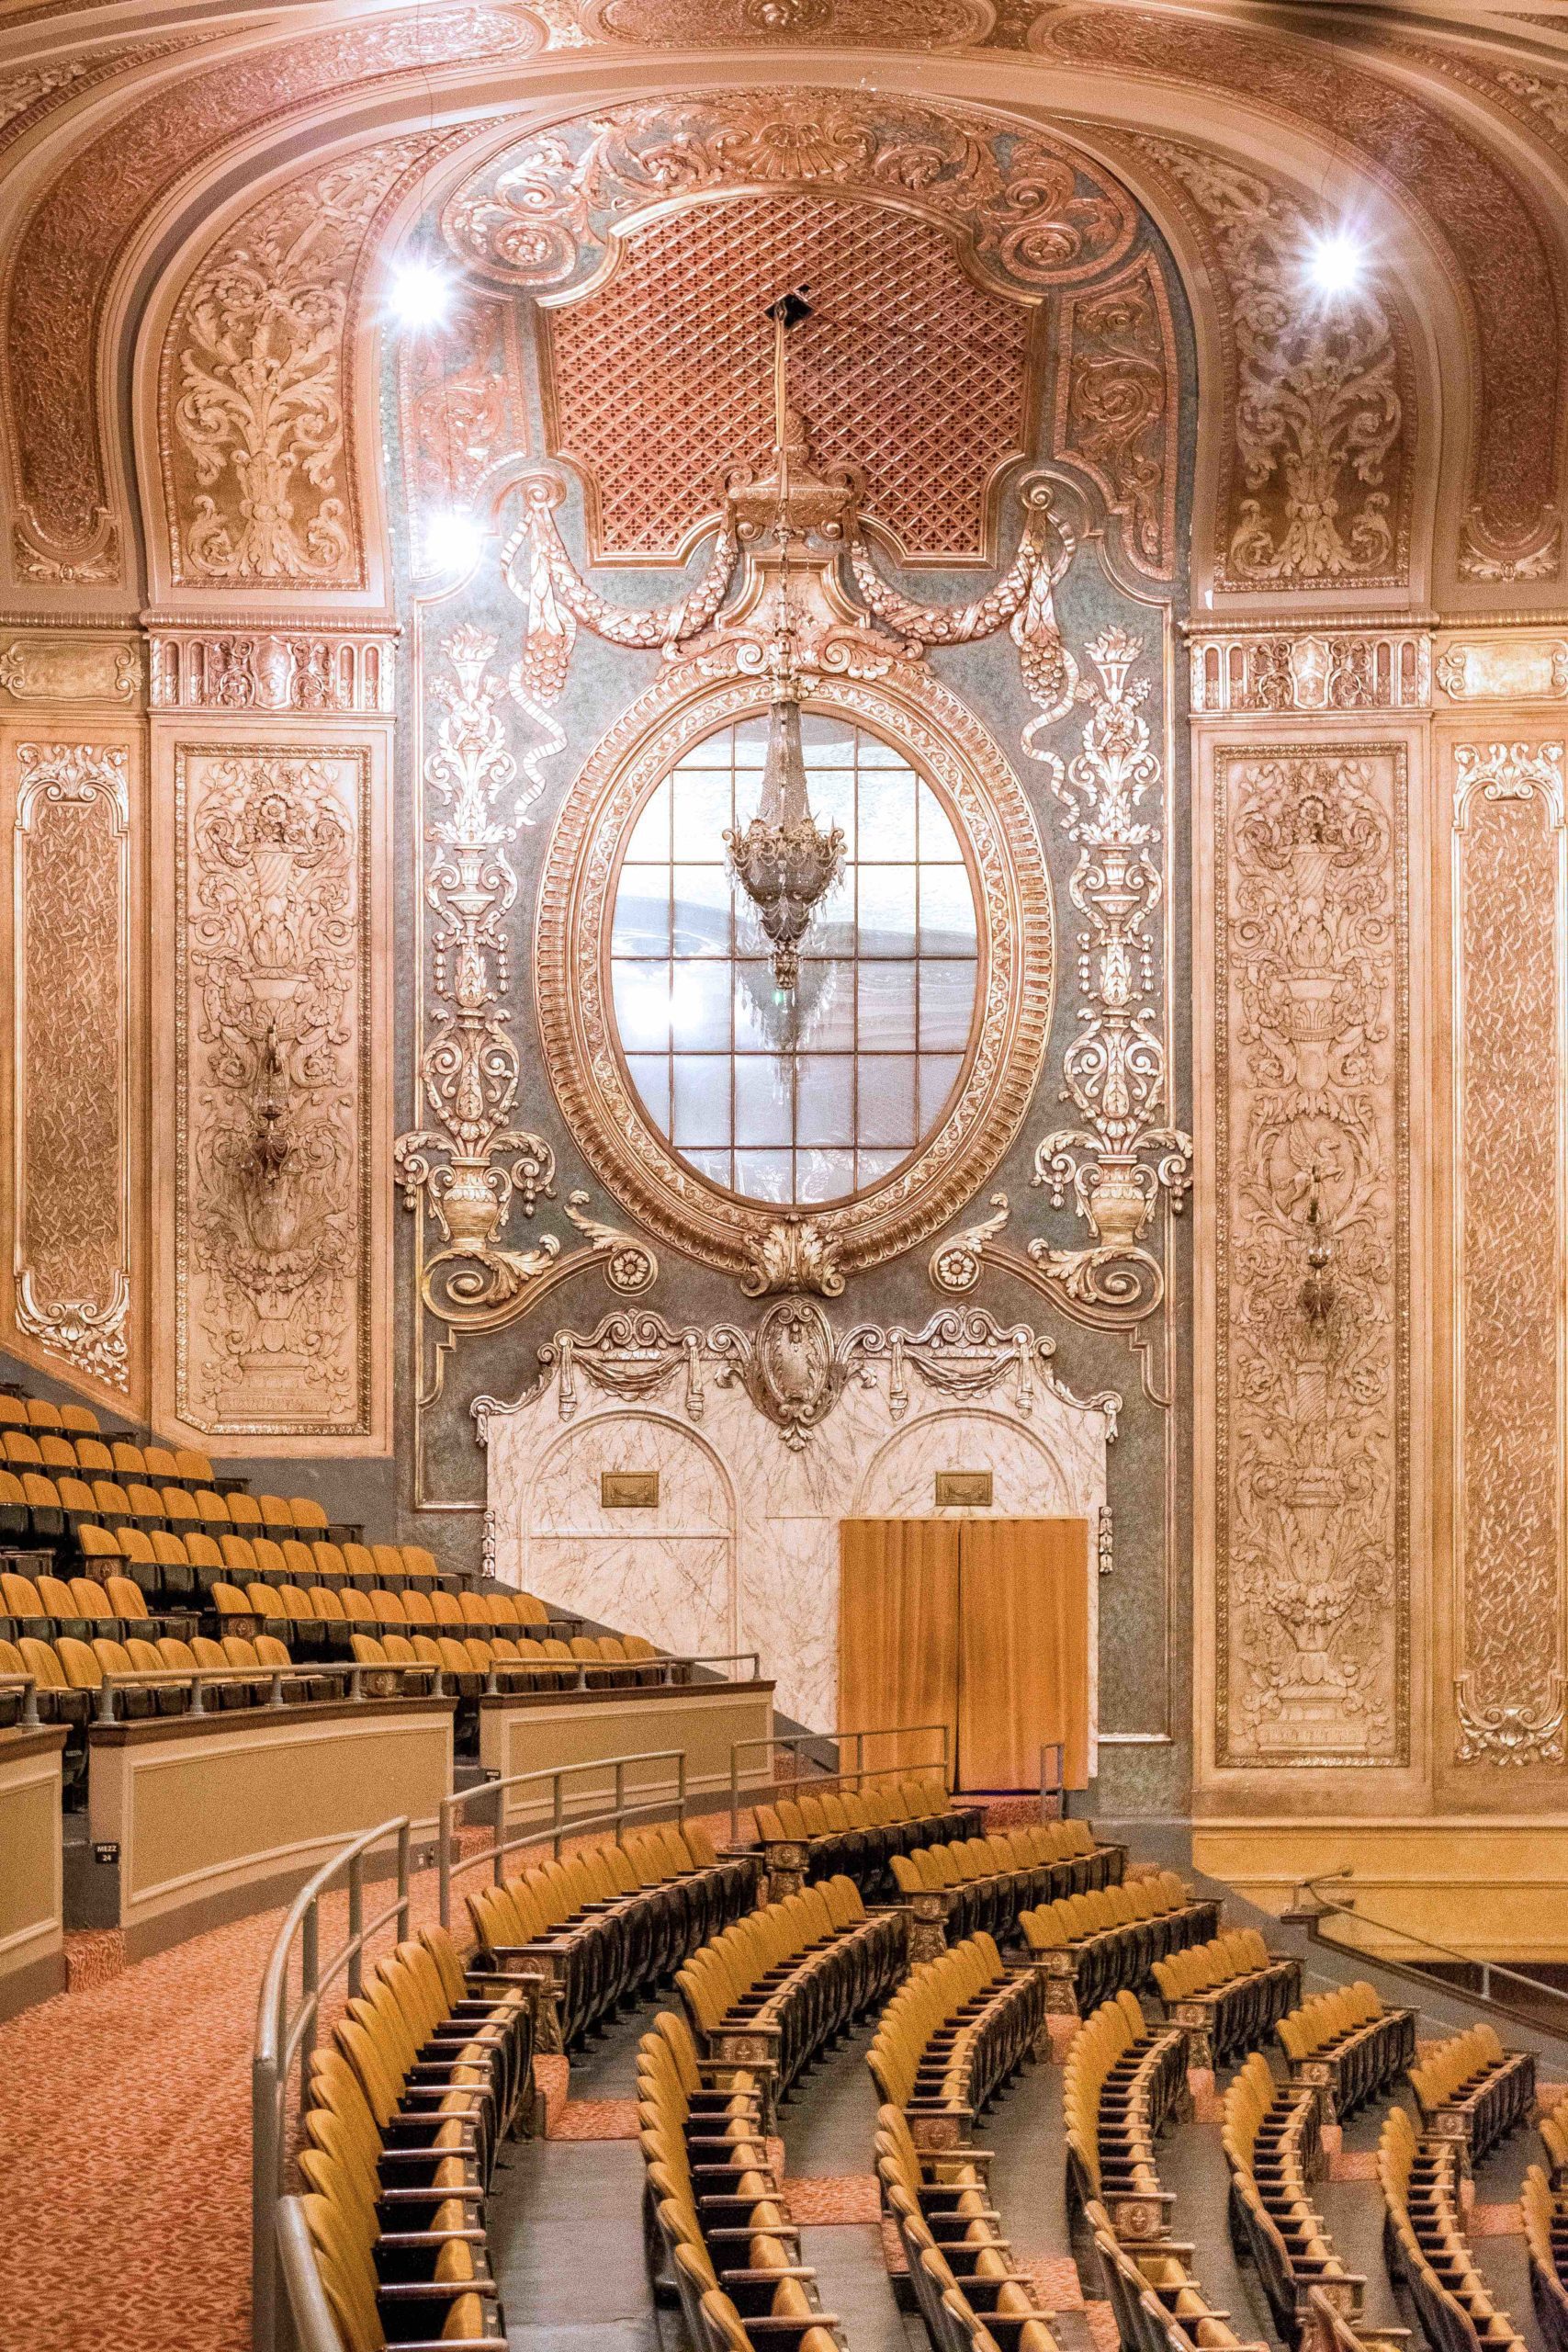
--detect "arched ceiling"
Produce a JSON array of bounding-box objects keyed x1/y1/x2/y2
[{"x1": 0, "y1": 0, "x2": 1565, "y2": 615}]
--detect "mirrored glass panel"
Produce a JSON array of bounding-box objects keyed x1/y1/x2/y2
[{"x1": 608, "y1": 713, "x2": 981, "y2": 1204}]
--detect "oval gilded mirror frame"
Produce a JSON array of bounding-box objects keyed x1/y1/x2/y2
[{"x1": 536, "y1": 656, "x2": 1054, "y2": 1288}]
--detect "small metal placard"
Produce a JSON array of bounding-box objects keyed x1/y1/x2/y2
[
  {"x1": 935, "y1": 1470, "x2": 992, "y2": 1508},
  {"x1": 602, "y1": 1471, "x2": 659, "y2": 1510},
  {"x1": 93, "y1": 1841, "x2": 119, "y2": 1866}
]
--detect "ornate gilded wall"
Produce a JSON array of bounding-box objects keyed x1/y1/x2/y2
[
  {"x1": 0, "y1": 4, "x2": 1567, "y2": 1867},
  {"x1": 389, "y1": 92, "x2": 1198, "y2": 1807}
]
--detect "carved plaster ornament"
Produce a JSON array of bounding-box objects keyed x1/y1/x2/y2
[
  {"x1": 473, "y1": 1301, "x2": 1118, "y2": 1455},
  {"x1": 999, "y1": 627, "x2": 1191, "y2": 1317},
  {"x1": 396, "y1": 627, "x2": 659, "y2": 1331},
  {"x1": 503, "y1": 377, "x2": 1077, "y2": 797}
]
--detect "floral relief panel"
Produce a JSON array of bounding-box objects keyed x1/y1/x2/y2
[
  {"x1": 12, "y1": 741, "x2": 132, "y2": 1393},
  {"x1": 1213, "y1": 744, "x2": 1409, "y2": 1767},
  {"x1": 174, "y1": 743, "x2": 372, "y2": 1435},
  {"x1": 1450, "y1": 744, "x2": 1567, "y2": 1767}
]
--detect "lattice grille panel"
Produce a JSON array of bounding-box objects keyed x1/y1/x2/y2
[{"x1": 544, "y1": 194, "x2": 1035, "y2": 563}]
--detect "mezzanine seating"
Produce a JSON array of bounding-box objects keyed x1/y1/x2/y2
[
  {"x1": 1276, "y1": 1984, "x2": 1416, "y2": 2123},
  {"x1": 1018, "y1": 1874, "x2": 1222, "y2": 2017},
  {"x1": 867, "y1": 1932, "x2": 1045, "y2": 2147},
  {"x1": 1152, "y1": 1932, "x2": 1302, "y2": 2068},
  {"x1": 750, "y1": 1772, "x2": 986, "y2": 1896},
  {"x1": 1378, "y1": 2105, "x2": 1526, "y2": 2352},
  {"x1": 875, "y1": 2099, "x2": 1062, "y2": 2352},
  {"x1": 1522, "y1": 2165, "x2": 1568, "y2": 2352},
  {"x1": 1222, "y1": 2052, "x2": 1367, "y2": 2337},
  {"x1": 1088, "y1": 2199, "x2": 1269, "y2": 2352},
  {"x1": 465, "y1": 1821, "x2": 758, "y2": 2049},
  {"x1": 1062, "y1": 1990, "x2": 1188, "y2": 2242},
  {"x1": 299, "y1": 1924, "x2": 536, "y2": 2349},
  {"x1": 638, "y1": 2007, "x2": 842, "y2": 2352},
  {"x1": 888, "y1": 1823, "x2": 1129, "y2": 1957},
  {"x1": 1407, "y1": 2025, "x2": 1536, "y2": 2162},
  {"x1": 677, "y1": 1879, "x2": 904, "y2": 2114}
]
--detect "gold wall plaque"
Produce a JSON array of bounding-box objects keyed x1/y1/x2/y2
[
  {"x1": 603, "y1": 1471, "x2": 659, "y2": 1509},
  {"x1": 936, "y1": 1471, "x2": 992, "y2": 1508}
]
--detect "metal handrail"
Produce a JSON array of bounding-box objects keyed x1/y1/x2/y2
[
  {"x1": 1039, "y1": 1740, "x2": 1066, "y2": 1820},
  {"x1": 276, "y1": 2196, "x2": 343, "y2": 2352},
  {"x1": 437, "y1": 1746, "x2": 688, "y2": 1927},
  {"x1": 253, "y1": 1813, "x2": 412, "y2": 2352},
  {"x1": 728, "y1": 1720, "x2": 952, "y2": 1840},
  {"x1": 0, "y1": 1671, "x2": 39, "y2": 1728},
  {"x1": 1301, "y1": 1867, "x2": 1568, "y2": 2047}
]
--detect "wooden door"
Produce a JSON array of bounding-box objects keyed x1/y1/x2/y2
[
  {"x1": 837, "y1": 1519, "x2": 960, "y2": 1772},
  {"x1": 956, "y1": 1518, "x2": 1089, "y2": 1792}
]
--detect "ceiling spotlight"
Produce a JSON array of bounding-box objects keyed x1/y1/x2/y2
[
  {"x1": 388, "y1": 255, "x2": 452, "y2": 327},
  {"x1": 1304, "y1": 229, "x2": 1366, "y2": 298},
  {"x1": 421, "y1": 508, "x2": 482, "y2": 577}
]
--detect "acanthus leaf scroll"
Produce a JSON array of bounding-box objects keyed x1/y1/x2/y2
[
  {"x1": 177, "y1": 749, "x2": 368, "y2": 1432},
  {"x1": 1214, "y1": 748, "x2": 1409, "y2": 1766},
  {"x1": 395, "y1": 624, "x2": 658, "y2": 1333}
]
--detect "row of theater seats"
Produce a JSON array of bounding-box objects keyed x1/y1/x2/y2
[
  {"x1": 1063, "y1": 1989, "x2": 1188, "y2": 2237},
  {"x1": 639, "y1": 2008, "x2": 839, "y2": 2352},
  {"x1": 1407, "y1": 2022, "x2": 1536, "y2": 2160},
  {"x1": 676, "y1": 1878, "x2": 904, "y2": 2112},
  {"x1": 1017, "y1": 1875, "x2": 1222, "y2": 2016},
  {"x1": 1523, "y1": 2162, "x2": 1568, "y2": 2352},
  {"x1": 0, "y1": 1559, "x2": 525, "y2": 1647},
  {"x1": 464, "y1": 1823, "x2": 758, "y2": 2048},
  {"x1": 1150, "y1": 1930, "x2": 1303, "y2": 2067},
  {"x1": 0, "y1": 1391, "x2": 102, "y2": 1433},
  {"x1": 1274, "y1": 1981, "x2": 1415, "y2": 2121},
  {"x1": 875, "y1": 2099, "x2": 1061, "y2": 2352},
  {"x1": 865, "y1": 1932, "x2": 1044, "y2": 2130},
  {"x1": 752, "y1": 1778, "x2": 986, "y2": 1891},
  {"x1": 1223, "y1": 2052, "x2": 1361, "y2": 2338},
  {"x1": 74, "y1": 1526, "x2": 456, "y2": 1611},
  {"x1": 887, "y1": 1823, "x2": 1127, "y2": 1947},
  {"x1": 1380, "y1": 2105, "x2": 1527, "y2": 2352},
  {"x1": 300, "y1": 1925, "x2": 532, "y2": 2351}
]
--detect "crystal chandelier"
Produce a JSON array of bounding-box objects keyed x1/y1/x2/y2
[
  {"x1": 726, "y1": 670, "x2": 844, "y2": 990},
  {"x1": 723, "y1": 291, "x2": 844, "y2": 991}
]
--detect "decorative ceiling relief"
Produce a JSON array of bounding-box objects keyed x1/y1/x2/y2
[
  {"x1": 1039, "y1": 7, "x2": 1558, "y2": 580},
  {"x1": 4, "y1": 5, "x2": 543, "y2": 585},
  {"x1": 11, "y1": 742, "x2": 132, "y2": 1393},
  {"x1": 174, "y1": 745, "x2": 375, "y2": 1435},
  {"x1": 1135, "y1": 136, "x2": 1410, "y2": 593},
  {"x1": 543, "y1": 193, "x2": 1034, "y2": 564},
  {"x1": 162, "y1": 141, "x2": 431, "y2": 590},
  {"x1": 573, "y1": 0, "x2": 996, "y2": 45},
  {"x1": 1052, "y1": 253, "x2": 1178, "y2": 583},
  {"x1": 1450, "y1": 743, "x2": 1567, "y2": 1767},
  {"x1": 1212, "y1": 745, "x2": 1409, "y2": 1768},
  {"x1": 445, "y1": 91, "x2": 1144, "y2": 563},
  {"x1": 400, "y1": 293, "x2": 527, "y2": 524}
]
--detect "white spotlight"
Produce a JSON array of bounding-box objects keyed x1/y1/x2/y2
[
  {"x1": 388, "y1": 255, "x2": 451, "y2": 327},
  {"x1": 1304, "y1": 228, "x2": 1366, "y2": 298},
  {"x1": 421, "y1": 508, "x2": 482, "y2": 576}
]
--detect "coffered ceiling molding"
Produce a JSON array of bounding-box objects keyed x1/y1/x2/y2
[{"x1": 0, "y1": 4, "x2": 544, "y2": 593}]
